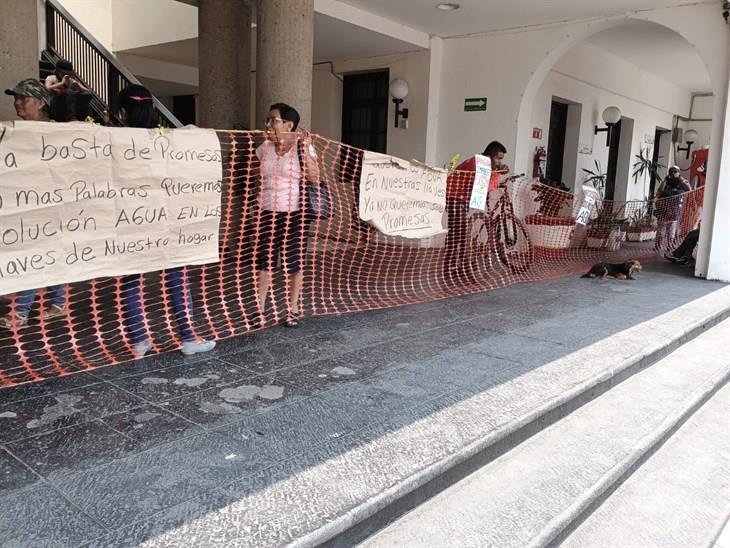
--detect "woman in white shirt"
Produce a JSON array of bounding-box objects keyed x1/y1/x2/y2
[{"x1": 255, "y1": 103, "x2": 320, "y2": 327}]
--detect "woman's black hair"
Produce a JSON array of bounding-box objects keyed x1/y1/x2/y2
[
  {"x1": 270, "y1": 102, "x2": 300, "y2": 130},
  {"x1": 483, "y1": 141, "x2": 507, "y2": 157},
  {"x1": 118, "y1": 84, "x2": 157, "y2": 129},
  {"x1": 55, "y1": 59, "x2": 74, "y2": 78}
]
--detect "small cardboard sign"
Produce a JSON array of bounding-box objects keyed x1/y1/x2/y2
[{"x1": 469, "y1": 155, "x2": 492, "y2": 211}]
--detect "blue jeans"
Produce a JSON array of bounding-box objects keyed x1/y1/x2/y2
[
  {"x1": 15, "y1": 285, "x2": 66, "y2": 317},
  {"x1": 121, "y1": 268, "x2": 194, "y2": 344}
]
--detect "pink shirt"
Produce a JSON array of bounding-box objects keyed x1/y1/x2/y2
[{"x1": 256, "y1": 141, "x2": 302, "y2": 212}]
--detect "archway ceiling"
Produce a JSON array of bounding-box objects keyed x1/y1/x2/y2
[
  {"x1": 337, "y1": 0, "x2": 717, "y2": 37},
  {"x1": 587, "y1": 21, "x2": 711, "y2": 93}
]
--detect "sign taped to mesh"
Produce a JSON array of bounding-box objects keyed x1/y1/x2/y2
[
  {"x1": 0, "y1": 121, "x2": 223, "y2": 294},
  {"x1": 358, "y1": 151, "x2": 447, "y2": 238}
]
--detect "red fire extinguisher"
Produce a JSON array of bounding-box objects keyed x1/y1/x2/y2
[{"x1": 533, "y1": 146, "x2": 546, "y2": 179}]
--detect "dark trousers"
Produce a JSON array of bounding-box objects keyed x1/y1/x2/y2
[
  {"x1": 121, "y1": 268, "x2": 194, "y2": 344},
  {"x1": 444, "y1": 198, "x2": 470, "y2": 273},
  {"x1": 673, "y1": 228, "x2": 700, "y2": 259}
]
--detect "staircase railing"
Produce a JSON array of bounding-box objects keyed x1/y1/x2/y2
[{"x1": 44, "y1": 0, "x2": 182, "y2": 128}]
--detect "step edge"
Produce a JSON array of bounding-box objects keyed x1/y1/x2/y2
[
  {"x1": 539, "y1": 364, "x2": 730, "y2": 548},
  {"x1": 291, "y1": 303, "x2": 730, "y2": 548}
]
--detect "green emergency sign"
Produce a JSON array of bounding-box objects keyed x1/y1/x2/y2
[{"x1": 464, "y1": 97, "x2": 487, "y2": 111}]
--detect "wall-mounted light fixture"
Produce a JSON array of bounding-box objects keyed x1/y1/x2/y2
[
  {"x1": 594, "y1": 106, "x2": 622, "y2": 146},
  {"x1": 389, "y1": 78, "x2": 409, "y2": 128},
  {"x1": 677, "y1": 129, "x2": 698, "y2": 159}
]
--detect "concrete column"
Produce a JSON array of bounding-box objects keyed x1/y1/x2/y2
[
  {"x1": 237, "y1": 1, "x2": 252, "y2": 129},
  {"x1": 198, "y1": 0, "x2": 252, "y2": 129},
  {"x1": 256, "y1": 0, "x2": 314, "y2": 130},
  {"x1": 0, "y1": 0, "x2": 39, "y2": 121},
  {"x1": 696, "y1": 69, "x2": 730, "y2": 282}
]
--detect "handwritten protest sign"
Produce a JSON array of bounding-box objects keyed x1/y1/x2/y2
[
  {"x1": 469, "y1": 154, "x2": 492, "y2": 211},
  {"x1": 359, "y1": 151, "x2": 447, "y2": 239},
  {"x1": 0, "y1": 121, "x2": 222, "y2": 294},
  {"x1": 575, "y1": 184, "x2": 600, "y2": 225}
]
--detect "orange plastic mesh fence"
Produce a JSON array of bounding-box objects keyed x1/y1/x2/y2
[{"x1": 0, "y1": 131, "x2": 704, "y2": 387}]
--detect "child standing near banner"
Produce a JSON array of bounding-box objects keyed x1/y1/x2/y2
[{"x1": 116, "y1": 85, "x2": 216, "y2": 357}]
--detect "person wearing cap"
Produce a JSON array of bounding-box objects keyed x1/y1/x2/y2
[
  {"x1": 1, "y1": 80, "x2": 66, "y2": 329},
  {"x1": 4, "y1": 78, "x2": 51, "y2": 121},
  {"x1": 654, "y1": 165, "x2": 690, "y2": 249},
  {"x1": 44, "y1": 59, "x2": 92, "y2": 122}
]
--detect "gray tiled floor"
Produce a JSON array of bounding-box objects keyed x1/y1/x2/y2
[{"x1": 0, "y1": 262, "x2": 725, "y2": 547}]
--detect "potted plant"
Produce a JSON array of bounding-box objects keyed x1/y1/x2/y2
[
  {"x1": 525, "y1": 178, "x2": 575, "y2": 249},
  {"x1": 625, "y1": 204, "x2": 658, "y2": 242},
  {"x1": 632, "y1": 146, "x2": 665, "y2": 197},
  {"x1": 586, "y1": 205, "x2": 627, "y2": 250},
  {"x1": 577, "y1": 160, "x2": 626, "y2": 250},
  {"x1": 582, "y1": 160, "x2": 607, "y2": 197}
]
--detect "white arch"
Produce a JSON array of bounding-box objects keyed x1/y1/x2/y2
[{"x1": 513, "y1": 6, "x2": 729, "y2": 279}]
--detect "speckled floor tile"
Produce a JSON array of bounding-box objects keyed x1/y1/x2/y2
[
  {"x1": 0, "y1": 393, "x2": 92, "y2": 443},
  {"x1": 0, "y1": 482, "x2": 106, "y2": 547},
  {"x1": 0, "y1": 446, "x2": 40, "y2": 493},
  {"x1": 158, "y1": 375, "x2": 311, "y2": 429},
  {"x1": 101, "y1": 404, "x2": 202, "y2": 451},
  {"x1": 107, "y1": 359, "x2": 251, "y2": 404},
  {"x1": 6, "y1": 420, "x2": 137, "y2": 481},
  {"x1": 51, "y1": 431, "x2": 273, "y2": 530}
]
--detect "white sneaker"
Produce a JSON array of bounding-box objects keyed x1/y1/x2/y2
[
  {"x1": 43, "y1": 303, "x2": 66, "y2": 321},
  {"x1": 133, "y1": 339, "x2": 153, "y2": 358},
  {"x1": 181, "y1": 340, "x2": 216, "y2": 356}
]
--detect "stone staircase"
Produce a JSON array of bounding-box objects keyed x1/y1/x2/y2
[
  {"x1": 359, "y1": 318, "x2": 730, "y2": 548},
  {"x1": 84, "y1": 279, "x2": 730, "y2": 548}
]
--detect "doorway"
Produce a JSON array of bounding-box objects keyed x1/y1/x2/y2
[
  {"x1": 173, "y1": 95, "x2": 196, "y2": 126},
  {"x1": 546, "y1": 100, "x2": 568, "y2": 183},
  {"x1": 605, "y1": 120, "x2": 623, "y2": 200},
  {"x1": 341, "y1": 70, "x2": 389, "y2": 153},
  {"x1": 651, "y1": 127, "x2": 671, "y2": 196}
]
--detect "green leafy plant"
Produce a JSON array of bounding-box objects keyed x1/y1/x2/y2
[
  {"x1": 632, "y1": 146, "x2": 665, "y2": 194},
  {"x1": 582, "y1": 160, "x2": 607, "y2": 198},
  {"x1": 627, "y1": 203, "x2": 658, "y2": 231},
  {"x1": 586, "y1": 202, "x2": 628, "y2": 238}
]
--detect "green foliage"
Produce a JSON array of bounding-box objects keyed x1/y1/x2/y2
[
  {"x1": 627, "y1": 203, "x2": 658, "y2": 229},
  {"x1": 632, "y1": 146, "x2": 665, "y2": 192},
  {"x1": 582, "y1": 160, "x2": 607, "y2": 197}
]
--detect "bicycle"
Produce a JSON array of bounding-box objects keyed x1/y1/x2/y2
[{"x1": 470, "y1": 174, "x2": 534, "y2": 274}]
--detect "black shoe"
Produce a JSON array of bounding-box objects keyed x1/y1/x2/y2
[{"x1": 664, "y1": 252, "x2": 681, "y2": 263}]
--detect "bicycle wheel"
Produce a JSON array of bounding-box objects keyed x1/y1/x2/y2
[{"x1": 494, "y1": 216, "x2": 534, "y2": 274}]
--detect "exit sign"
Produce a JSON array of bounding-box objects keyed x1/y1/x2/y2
[{"x1": 464, "y1": 97, "x2": 487, "y2": 112}]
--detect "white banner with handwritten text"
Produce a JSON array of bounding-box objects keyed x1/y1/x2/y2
[
  {"x1": 358, "y1": 151, "x2": 447, "y2": 239},
  {"x1": 0, "y1": 121, "x2": 222, "y2": 294}
]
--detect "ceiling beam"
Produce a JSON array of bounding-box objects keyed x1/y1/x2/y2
[{"x1": 315, "y1": 0, "x2": 430, "y2": 49}]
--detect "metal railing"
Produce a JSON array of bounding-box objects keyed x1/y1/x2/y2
[{"x1": 44, "y1": 0, "x2": 182, "y2": 127}]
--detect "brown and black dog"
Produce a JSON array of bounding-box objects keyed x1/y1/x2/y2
[{"x1": 581, "y1": 259, "x2": 642, "y2": 280}]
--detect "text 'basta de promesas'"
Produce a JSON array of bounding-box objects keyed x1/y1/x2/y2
[{"x1": 0, "y1": 127, "x2": 222, "y2": 169}]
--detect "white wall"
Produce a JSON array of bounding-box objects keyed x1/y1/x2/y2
[
  {"x1": 309, "y1": 50, "x2": 431, "y2": 162},
  {"x1": 311, "y1": 65, "x2": 343, "y2": 138},
  {"x1": 529, "y1": 42, "x2": 687, "y2": 200},
  {"x1": 111, "y1": 0, "x2": 197, "y2": 52},
  {"x1": 57, "y1": 0, "x2": 113, "y2": 51}
]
